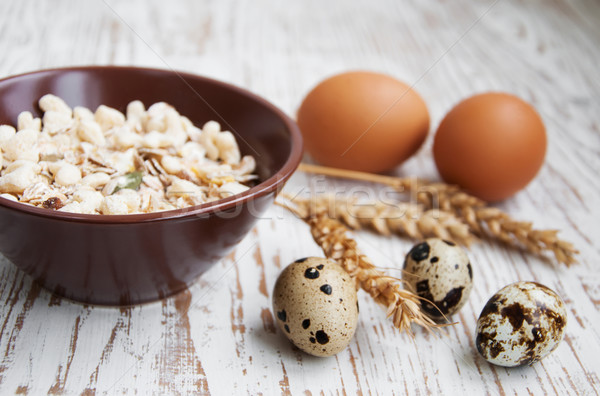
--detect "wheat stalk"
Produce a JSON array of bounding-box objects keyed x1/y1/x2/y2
[
  {"x1": 287, "y1": 194, "x2": 475, "y2": 246},
  {"x1": 298, "y1": 163, "x2": 579, "y2": 266}
]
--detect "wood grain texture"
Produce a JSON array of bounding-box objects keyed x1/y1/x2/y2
[{"x1": 0, "y1": 0, "x2": 599, "y2": 394}]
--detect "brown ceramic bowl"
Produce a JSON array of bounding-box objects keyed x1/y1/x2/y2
[{"x1": 0, "y1": 66, "x2": 302, "y2": 306}]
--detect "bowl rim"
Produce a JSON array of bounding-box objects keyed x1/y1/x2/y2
[{"x1": 0, "y1": 65, "x2": 303, "y2": 223}]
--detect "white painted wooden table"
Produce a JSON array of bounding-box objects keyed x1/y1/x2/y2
[{"x1": 1, "y1": 0, "x2": 599, "y2": 394}]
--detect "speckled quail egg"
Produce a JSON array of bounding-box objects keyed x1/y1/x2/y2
[
  {"x1": 272, "y1": 257, "x2": 358, "y2": 357},
  {"x1": 402, "y1": 238, "x2": 473, "y2": 320},
  {"x1": 476, "y1": 281, "x2": 567, "y2": 367}
]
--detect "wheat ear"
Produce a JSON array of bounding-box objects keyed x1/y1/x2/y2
[
  {"x1": 278, "y1": 198, "x2": 437, "y2": 334},
  {"x1": 310, "y1": 213, "x2": 437, "y2": 334},
  {"x1": 298, "y1": 163, "x2": 579, "y2": 266},
  {"x1": 403, "y1": 180, "x2": 579, "y2": 266},
  {"x1": 286, "y1": 194, "x2": 475, "y2": 246}
]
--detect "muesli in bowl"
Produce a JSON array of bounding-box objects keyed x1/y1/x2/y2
[{"x1": 0, "y1": 94, "x2": 258, "y2": 215}]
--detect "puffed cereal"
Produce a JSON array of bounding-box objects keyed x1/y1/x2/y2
[{"x1": 0, "y1": 94, "x2": 257, "y2": 214}]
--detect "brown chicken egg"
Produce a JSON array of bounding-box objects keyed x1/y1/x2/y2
[
  {"x1": 297, "y1": 71, "x2": 430, "y2": 173},
  {"x1": 433, "y1": 93, "x2": 547, "y2": 202}
]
